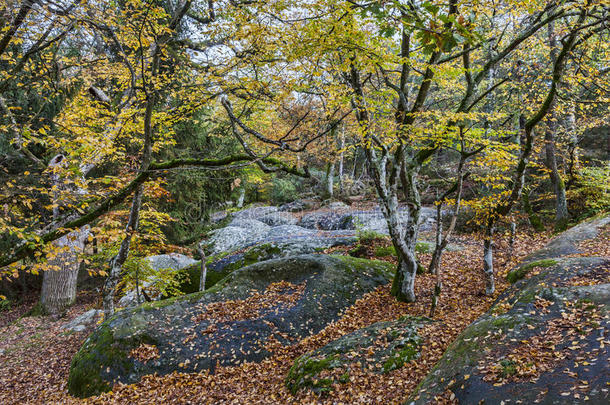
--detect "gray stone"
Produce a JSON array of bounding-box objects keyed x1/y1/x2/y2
[
  {"x1": 264, "y1": 225, "x2": 316, "y2": 239},
  {"x1": 298, "y1": 211, "x2": 349, "y2": 230},
  {"x1": 287, "y1": 316, "x2": 429, "y2": 394},
  {"x1": 209, "y1": 220, "x2": 270, "y2": 254},
  {"x1": 410, "y1": 215, "x2": 610, "y2": 405},
  {"x1": 279, "y1": 200, "x2": 313, "y2": 212},
  {"x1": 325, "y1": 201, "x2": 350, "y2": 211},
  {"x1": 145, "y1": 254, "x2": 198, "y2": 272},
  {"x1": 258, "y1": 211, "x2": 298, "y2": 226},
  {"x1": 232, "y1": 205, "x2": 278, "y2": 220},
  {"x1": 68, "y1": 255, "x2": 394, "y2": 398},
  {"x1": 118, "y1": 254, "x2": 198, "y2": 308},
  {"x1": 209, "y1": 210, "x2": 228, "y2": 223},
  {"x1": 62, "y1": 309, "x2": 103, "y2": 332}
]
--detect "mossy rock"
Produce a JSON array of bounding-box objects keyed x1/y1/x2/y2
[
  {"x1": 287, "y1": 316, "x2": 429, "y2": 394},
  {"x1": 374, "y1": 245, "x2": 396, "y2": 257},
  {"x1": 410, "y1": 244, "x2": 610, "y2": 405},
  {"x1": 174, "y1": 244, "x2": 284, "y2": 295},
  {"x1": 69, "y1": 254, "x2": 393, "y2": 398},
  {"x1": 67, "y1": 323, "x2": 158, "y2": 398},
  {"x1": 506, "y1": 259, "x2": 558, "y2": 284}
]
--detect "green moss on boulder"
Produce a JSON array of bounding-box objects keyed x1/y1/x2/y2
[
  {"x1": 506, "y1": 259, "x2": 558, "y2": 284},
  {"x1": 286, "y1": 316, "x2": 428, "y2": 394},
  {"x1": 68, "y1": 254, "x2": 393, "y2": 398}
]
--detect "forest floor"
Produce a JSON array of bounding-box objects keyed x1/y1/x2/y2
[{"x1": 0, "y1": 228, "x2": 574, "y2": 404}]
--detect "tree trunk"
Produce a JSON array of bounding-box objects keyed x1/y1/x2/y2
[
  {"x1": 198, "y1": 242, "x2": 207, "y2": 292},
  {"x1": 429, "y1": 200, "x2": 443, "y2": 275},
  {"x1": 41, "y1": 228, "x2": 89, "y2": 314},
  {"x1": 545, "y1": 21, "x2": 569, "y2": 230},
  {"x1": 102, "y1": 184, "x2": 144, "y2": 317},
  {"x1": 522, "y1": 192, "x2": 544, "y2": 232},
  {"x1": 386, "y1": 168, "x2": 420, "y2": 303},
  {"x1": 236, "y1": 186, "x2": 245, "y2": 208},
  {"x1": 566, "y1": 108, "x2": 578, "y2": 189},
  {"x1": 483, "y1": 223, "x2": 495, "y2": 295},
  {"x1": 326, "y1": 161, "x2": 335, "y2": 198},
  {"x1": 545, "y1": 123, "x2": 569, "y2": 229},
  {"x1": 338, "y1": 127, "x2": 345, "y2": 194},
  {"x1": 390, "y1": 251, "x2": 418, "y2": 303},
  {"x1": 40, "y1": 154, "x2": 90, "y2": 315}
]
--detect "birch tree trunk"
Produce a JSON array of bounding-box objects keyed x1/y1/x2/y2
[
  {"x1": 198, "y1": 242, "x2": 207, "y2": 292},
  {"x1": 236, "y1": 186, "x2": 245, "y2": 208},
  {"x1": 326, "y1": 161, "x2": 335, "y2": 198}
]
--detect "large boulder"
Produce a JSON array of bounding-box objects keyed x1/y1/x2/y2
[
  {"x1": 62, "y1": 309, "x2": 104, "y2": 333},
  {"x1": 258, "y1": 211, "x2": 298, "y2": 226},
  {"x1": 287, "y1": 316, "x2": 430, "y2": 394},
  {"x1": 298, "y1": 211, "x2": 351, "y2": 230},
  {"x1": 341, "y1": 206, "x2": 439, "y2": 234},
  {"x1": 409, "y1": 215, "x2": 610, "y2": 405},
  {"x1": 208, "y1": 219, "x2": 271, "y2": 254},
  {"x1": 145, "y1": 254, "x2": 198, "y2": 271},
  {"x1": 68, "y1": 255, "x2": 393, "y2": 398},
  {"x1": 232, "y1": 205, "x2": 278, "y2": 220}
]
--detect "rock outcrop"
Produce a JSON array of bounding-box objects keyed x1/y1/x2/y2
[
  {"x1": 68, "y1": 255, "x2": 394, "y2": 398},
  {"x1": 287, "y1": 316, "x2": 430, "y2": 394},
  {"x1": 409, "y1": 215, "x2": 610, "y2": 405}
]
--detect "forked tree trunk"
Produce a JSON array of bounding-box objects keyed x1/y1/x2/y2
[
  {"x1": 386, "y1": 169, "x2": 421, "y2": 303},
  {"x1": 41, "y1": 228, "x2": 89, "y2": 314}
]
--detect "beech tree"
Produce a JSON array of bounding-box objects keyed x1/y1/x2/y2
[{"x1": 0, "y1": 0, "x2": 310, "y2": 312}]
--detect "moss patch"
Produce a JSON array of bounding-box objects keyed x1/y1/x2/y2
[
  {"x1": 507, "y1": 259, "x2": 558, "y2": 284},
  {"x1": 286, "y1": 316, "x2": 427, "y2": 394},
  {"x1": 67, "y1": 323, "x2": 157, "y2": 398},
  {"x1": 286, "y1": 354, "x2": 342, "y2": 394},
  {"x1": 331, "y1": 255, "x2": 394, "y2": 279},
  {"x1": 374, "y1": 245, "x2": 396, "y2": 257},
  {"x1": 415, "y1": 241, "x2": 434, "y2": 254},
  {"x1": 381, "y1": 337, "x2": 420, "y2": 373}
]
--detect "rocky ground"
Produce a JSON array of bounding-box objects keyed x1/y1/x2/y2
[{"x1": 0, "y1": 204, "x2": 607, "y2": 404}]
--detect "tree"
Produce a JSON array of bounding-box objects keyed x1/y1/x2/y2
[
  {"x1": 289, "y1": 0, "x2": 585, "y2": 301},
  {"x1": 0, "y1": 0, "x2": 309, "y2": 314}
]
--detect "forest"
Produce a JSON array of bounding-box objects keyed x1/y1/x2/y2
[{"x1": 0, "y1": 0, "x2": 609, "y2": 404}]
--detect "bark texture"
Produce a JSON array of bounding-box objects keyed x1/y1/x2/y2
[{"x1": 41, "y1": 228, "x2": 89, "y2": 314}]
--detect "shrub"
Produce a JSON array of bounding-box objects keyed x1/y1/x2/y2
[
  {"x1": 569, "y1": 164, "x2": 610, "y2": 219},
  {"x1": 269, "y1": 177, "x2": 299, "y2": 204}
]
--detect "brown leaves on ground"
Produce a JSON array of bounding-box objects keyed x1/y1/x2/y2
[
  {"x1": 1, "y1": 231, "x2": 553, "y2": 404},
  {"x1": 192, "y1": 281, "x2": 306, "y2": 323},
  {"x1": 130, "y1": 344, "x2": 160, "y2": 364},
  {"x1": 480, "y1": 298, "x2": 604, "y2": 389},
  {"x1": 577, "y1": 223, "x2": 610, "y2": 257},
  {"x1": 0, "y1": 291, "x2": 96, "y2": 405}
]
